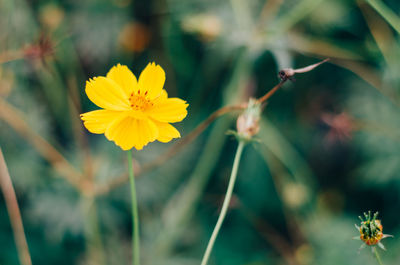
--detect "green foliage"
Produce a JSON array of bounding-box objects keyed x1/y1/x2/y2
[{"x1": 1, "y1": 0, "x2": 399, "y2": 264}]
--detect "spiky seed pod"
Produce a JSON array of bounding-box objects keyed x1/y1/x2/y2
[
  {"x1": 359, "y1": 218, "x2": 383, "y2": 245},
  {"x1": 355, "y1": 211, "x2": 393, "y2": 251}
]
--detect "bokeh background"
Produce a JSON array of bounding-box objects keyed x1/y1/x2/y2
[{"x1": 1, "y1": 0, "x2": 400, "y2": 264}]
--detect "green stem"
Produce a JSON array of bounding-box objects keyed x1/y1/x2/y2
[
  {"x1": 373, "y1": 247, "x2": 384, "y2": 265},
  {"x1": 127, "y1": 150, "x2": 140, "y2": 265},
  {"x1": 200, "y1": 141, "x2": 245, "y2": 265}
]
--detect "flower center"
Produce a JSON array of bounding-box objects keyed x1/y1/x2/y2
[
  {"x1": 129, "y1": 90, "x2": 153, "y2": 111},
  {"x1": 360, "y1": 220, "x2": 383, "y2": 245}
]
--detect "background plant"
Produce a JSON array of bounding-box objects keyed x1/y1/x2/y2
[{"x1": 1, "y1": 0, "x2": 399, "y2": 265}]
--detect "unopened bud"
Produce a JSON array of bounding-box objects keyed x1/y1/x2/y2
[
  {"x1": 354, "y1": 211, "x2": 393, "y2": 251},
  {"x1": 236, "y1": 98, "x2": 261, "y2": 140}
]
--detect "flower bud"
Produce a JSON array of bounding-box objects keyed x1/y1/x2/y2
[
  {"x1": 360, "y1": 218, "x2": 383, "y2": 245},
  {"x1": 236, "y1": 98, "x2": 261, "y2": 140},
  {"x1": 354, "y1": 211, "x2": 393, "y2": 250}
]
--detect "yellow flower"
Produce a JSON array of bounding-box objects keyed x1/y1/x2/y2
[{"x1": 80, "y1": 63, "x2": 188, "y2": 150}]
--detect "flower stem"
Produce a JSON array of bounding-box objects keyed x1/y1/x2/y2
[
  {"x1": 374, "y1": 247, "x2": 384, "y2": 265},
  {"x1": 127, "y1": 150, "x2": 140, "y2": 265},
  {"x1": 200, "y1": 140, "x2": 245, "y2": 265}
]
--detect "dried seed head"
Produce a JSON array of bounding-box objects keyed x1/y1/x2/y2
[
  {"x1": 23, "y1": 34, "x2": 54, "y2": 61},
  {"x1": 278, "y1": 68, "x2": 295, "y2": 81},
  {"x1": 278, "y1": 59, "x2": 329, "y2": 81}
]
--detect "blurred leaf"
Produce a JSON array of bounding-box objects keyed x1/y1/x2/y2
[
  {"x1": 259, "y1": 118, "x2": 316, "y2": 189},
  {"x1": 365, "y1": 0, "x2": 400, "y2": 34}
]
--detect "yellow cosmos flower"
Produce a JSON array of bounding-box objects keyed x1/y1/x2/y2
[{"x1": 80, "y1": 63, "x2": 188, "y2": 150}]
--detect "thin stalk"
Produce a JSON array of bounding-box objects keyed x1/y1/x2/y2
[
  {"x1": 373, "y1": 247, "x2": 384, "y2": 265},
  {"x1": 200, "y1": 141, "x2": 245, "y2": 265},
  {"x1": 152, "y1": 116, "x2": 235, "y2": 258},
  {"x1": 0, "y1": 148, "x2": 32, "y2": 265},
  {"x1": 127, "y1": 150, "x2": 140, "y2": 265},
  {"x1": 0, "y1": 98, "x2": 83, "y2": 190},
  {"x1": 257, "y1": 80, "x2": 286, "y2": 104}
]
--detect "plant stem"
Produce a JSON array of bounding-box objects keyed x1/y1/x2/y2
[
  {"x1": 257, "y1": 80, "x2": 286, "y2": 104},
  {"x1": 200, "y1": 141, "x2": 245, "y2": 265},
  {"x1": 0, "y1": 148, "x2": 32, "y2": 265},
  {"x1": 374, "y1": 247, "x2": 384, "y2": 265},
  {"x1": 127, "y1": 150, "x2": 140, "y2": 265}
]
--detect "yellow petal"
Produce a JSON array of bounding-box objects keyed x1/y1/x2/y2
[
  {"x1": 106, "y1": 64, "x2": 138, "y2": 97},
  {"x1": 159, "y1": 89, "x2": 168, "y2": 100},
  {"x1": 86, "y1": 76, "x2": 131, "y2": 111},
  {"x1": 153, "y1": 120, "x2": 181, "y2": 143},
  {"x1": 105, "y1": 116, "x2": 159, "y2": 150},
  {"x1": 138, "y1": 62, "x2": 165, "y2": 99},
  {"x1": 147, "y1": 98, "x2": 188, "y2": 123},
  {"x1": 80, "y1": 109, "x2": 122, "y2": 134},
  {"x1": 125, "y1": 109, "x2": 148, "y2": 120}
]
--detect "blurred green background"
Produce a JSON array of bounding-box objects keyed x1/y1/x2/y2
[{"x1": 1, "y1": 0, "x2": 400, "y2": 264}]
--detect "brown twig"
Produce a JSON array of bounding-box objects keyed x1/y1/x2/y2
[
  {"x1": 0, "y1": 148, "x2": 32, "y2": 265},
  {"x1": 95, "y1": 60, "x2": 328, "y2": 195},
  {"x1": 94, "y1": 104, "x2": 246, "y2": 195},
  {"x1": 257, "y1": 80, "x2": 287, "y2": 104},
  {"x1": 0, "y1": 98, "x2": 84, "y2": 191},
  {"x1": 141, "y1": 104, "x2": 247, "y2": 172}
]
